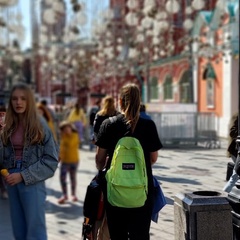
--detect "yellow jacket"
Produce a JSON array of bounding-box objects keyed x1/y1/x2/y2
[
  {"x1": 67, "y1": 108, "x2": 87, "y2": 126},
  {"x1": 59, "y1": 132, "x2": 80, "y2": 163}
]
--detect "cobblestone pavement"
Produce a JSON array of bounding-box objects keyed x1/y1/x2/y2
[{"x1": 0, "y1": 139, "x2": 231, "y2": 240}]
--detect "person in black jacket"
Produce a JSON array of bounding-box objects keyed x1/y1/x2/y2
[
  {"x1": 89, "y1": 100, "x2": 101, "y2": 151},
  {"x1": 95, "y1": 83, "x2": 163, "y2": 240},
  {"x1": 93, "y1": 95, "x2": 120, "y2": 140},
  {"x1": 223, "y1": 113, "x2": 238, "y2": 192}
]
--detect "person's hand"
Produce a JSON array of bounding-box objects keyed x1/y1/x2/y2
[
  {"x1": 0, "y1": 123, "x2": 5, "y2": 132},
  {"x1": 5, "y1": 173, "x2": 23, "y2": 186}
]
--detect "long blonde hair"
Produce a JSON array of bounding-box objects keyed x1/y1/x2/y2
[
  {"x1": 120, "y1": 83, "x2": 140, "y2": 132},
  {"x1": 1, "y1": 83, "x2": 44, "y2": 145},
  {"x1": 98, "y1": 95, "x2": 117, "y2": 116}
]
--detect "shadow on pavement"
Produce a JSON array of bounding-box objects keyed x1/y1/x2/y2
[
  {"x1": 45, "y1": 187, "x2": 83, "y2": 221},
  {"x1": 155, "y1": 175, "x2": 201, "y2": 185},
  {"x1": 45, "y1": 200, "x2": 83, "y2": 221}
]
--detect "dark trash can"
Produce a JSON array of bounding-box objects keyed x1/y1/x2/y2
[
  {"x1": 227, "y1": 186, "x2": 240, "y2": 240},
  {"x1": 174, "y1": 191, "x2": 232, "y2": 240}
]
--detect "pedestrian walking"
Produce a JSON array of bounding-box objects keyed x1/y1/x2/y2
[
  {"x1": 140, "y1": 103, "x2": 152, "y2": 120},
  {"x1": 67, "y1": 102, "x2": 87, "y2": 145},
  {"x1": 90, "y1": 95, "x2": 120, "y2": 240},
  {"x1": 37, "y1": 101, "x2": 57, "y2": 142},
  {"x1": 89, "y1": 100, "x2": 101, "y2": 151},
  {"x1": 58, "y1": 120, "x2": 80, "y2": 204},
  {"x1": 0, "y1": 82, "x2": 59, "y2": 240},
  {"x1": 223, "y1": 112, "x2": 239, "y2": 192},
  {"x1": 93, "y1": 95, "x2": 120, "y2": 143},
  {"x1": 95, "y1": 83, "x2": 163, "y2": 240}
]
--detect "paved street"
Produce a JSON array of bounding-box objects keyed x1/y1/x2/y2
[{"x1": 0, "y1": 139, "x2": 232, "y2": 240}]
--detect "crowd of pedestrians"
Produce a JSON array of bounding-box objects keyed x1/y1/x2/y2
[{"x1": 0, "y1": 81, "x2": 239, "y2": 240}]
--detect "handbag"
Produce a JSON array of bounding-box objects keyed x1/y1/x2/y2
[
  {"x1": 152, "y1": 176, "x2": 167, "y2": 223},
  {"x1": 82, "y1": 172, "x2": 105, "y2": 239},
  {"x1": 83, "y1": 172, "x2": 104, "y2": 223}
]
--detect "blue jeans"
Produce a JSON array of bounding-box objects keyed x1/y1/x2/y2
[{"x1": 7, "y1": 167, "x2": 47, "y2": 240}]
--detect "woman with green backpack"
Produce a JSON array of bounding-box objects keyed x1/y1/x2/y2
[{"x1": 95, "y1": 83, "x2": 163, "y2": 240}]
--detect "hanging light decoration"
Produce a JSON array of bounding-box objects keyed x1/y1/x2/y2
[
  {"x1": 125, "y1": 12, "x2": 138, "y2": 26},
  {"x1": 141, "y1": 16, "x2": 153, "y2": 29},
  {"x1": 136, "y1": 33, "x2": 144, "y2": 43},
  {"x1": 128, "y1": 48, "x2": 138, "y2": 59},
  {"x1": 155, "y1": 11, "x2": 168, "y2": 21},
  {"x1": 183, "y1": 19, "x2": 193, "y2": 30},
  {"x1": 126, "y1": 0, "x2": 138, "y2": 10},
  {"x1": 185, "y1": 6, "x2": 193, "y2": 15},
  {"x1": 52, "y1": 1, "x2": 65, "y2": 13},
  {"x1": 165, "y1": 0, "x2": 180, "y2": 14},
  {"x1": 192, "y1": 0, "x2": 205, "y2": 11},
  {"x1": 143, "y1": 0, "x2": 155, "y2": 8},
  {"x1": 43, "y1": 8, "x2": 57, "y2": 25}
]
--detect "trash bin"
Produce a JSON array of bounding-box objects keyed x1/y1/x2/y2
[
  {"x1": 174, "y1": 191, "x2": 232, "y2": 240},
  {"x1": 227, "y1": 186, "x2": 240, "y2": 240}
]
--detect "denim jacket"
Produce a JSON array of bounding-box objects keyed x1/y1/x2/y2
[{"x1": 0, "y1": 117, "x2": 59, "y2": 185}]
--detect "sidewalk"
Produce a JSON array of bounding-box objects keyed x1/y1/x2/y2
[{"x1": 0, "y1": 139, "x2": 231, "y2": 240}]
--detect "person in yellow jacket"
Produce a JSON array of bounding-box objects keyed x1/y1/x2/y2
[
  {"x1": 67, "y1": 102, "x2": 87, "y2": 144},
  {"x1": 58, "y1": 120, "x2": 80, "y2": 204}
]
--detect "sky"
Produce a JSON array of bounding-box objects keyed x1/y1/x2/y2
[{"x1": 18, "y1": 0, "x2": 109, "y2": 50}]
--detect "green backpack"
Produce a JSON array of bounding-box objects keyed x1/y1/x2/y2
[{"x1": 105, "y1": 135, "x2": 148, "y2": 208}]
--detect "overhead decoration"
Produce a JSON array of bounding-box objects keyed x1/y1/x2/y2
[
  {"x1": 191, "y1": 0, "x2": 205, "y2": 10},
  {"x1": 183, "y1": 19, "x2": 194, "y2": 30},
  {"x1": 125, "y1": 12, "x2": 138, "y2": 26},
  {"x1": 126, "y1": 0, "x2": 138, "y2": 10},
  {"x1": 43, "y1": 8, "x2": 57, "y2": 25},
  {"x1": 165, "y1": 0, "x2": 180, "y2": 14}
]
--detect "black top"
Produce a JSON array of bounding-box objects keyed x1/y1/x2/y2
[
  {"x1": 93, "y1": 111, "x2": 120, "y2": 136},
  {"x1": 95, "y1": 114, "x2": 163, "y2": 194},
  {"x1": 89, "y1": 106, "x2": 100, "y2": 126},
  {"x1": 228, "y1": 115, "x2": 238, "y2": 158},
  {"x1": 93, "y1": 114, "x2": 109, "y2": 136}
]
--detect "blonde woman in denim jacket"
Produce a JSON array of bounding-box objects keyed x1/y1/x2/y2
[{"x1": 0, "y1": 83, "x2": 59, "y2": 240}]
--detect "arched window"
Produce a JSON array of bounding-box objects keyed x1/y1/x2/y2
[
  {"x1": 179, "y1": 70, "x2": 193, "y2": 103},
  {"x1": 203, "y1": 63, "x2": 216, "y2": 108},
  {"x1": 150, "y1": 76, "x2": 158, "y2": 100},
  {"x1": 206, "y1": 78, "x2": 215, "y2": 108},
  {"x1": 163, "y1": 75, "x2": 173, "y2": 100}
]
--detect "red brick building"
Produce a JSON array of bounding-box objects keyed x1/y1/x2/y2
[{"x1": 89, "y1": 0, "x2": 217, "y2": 109}]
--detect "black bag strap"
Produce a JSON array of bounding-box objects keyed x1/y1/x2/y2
[{"x1": 0, "y1": 140, "x2": 3, "y2": 169}]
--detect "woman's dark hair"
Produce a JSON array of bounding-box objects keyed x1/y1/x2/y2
[{"x1": 120, "y1": 83, "x2": 140, "y2": 132}]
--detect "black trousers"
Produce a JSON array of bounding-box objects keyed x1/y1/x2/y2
[{"x1": 105, "y1": 196, "x2": 153, "y2": 240}]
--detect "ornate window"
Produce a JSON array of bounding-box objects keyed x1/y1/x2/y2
[
  {"x1": 203, "y1": 64, "x2": 216, "y2": 108},
  {"x1": 179, "y1": 70, "x2": 193, "y2": 103},
  {"x1": 150, "y1": 76, "x2": 158, "y2": 100},
  {"x1": 163, "y1": 75, "x2": 173, "y2": 100},
  {"x1": 206, "y1": 78, "x2": 215, "y2": 108}
]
